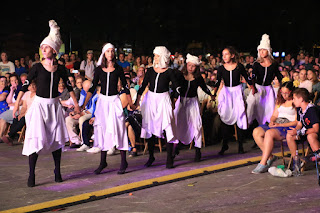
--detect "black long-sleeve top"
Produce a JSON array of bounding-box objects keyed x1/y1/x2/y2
[
  {"x1": 137, "y1": 68, "x2": 180, "y2": 95},
  {"x1": 177, "y1": 72, "x2": 212, "y2": 98},
  {"x1": 252, "y1": 62, "x2": 283, "y2": 86},
  {"x1": 89, "y1": 64, "x2": 129, "y2": 95},
  {"x1": 21, "y1": 63, "x2": 73, "y2": 98},
  {"x1": 215, "y1": 63, "x2": 252, "y2": 88}
]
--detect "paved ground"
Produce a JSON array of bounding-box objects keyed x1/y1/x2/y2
[{"x1": 1, "y1": 139, "x2": 320, "y2": 213}]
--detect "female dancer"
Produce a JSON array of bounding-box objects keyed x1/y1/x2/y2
[
  {"x1": 82, "y1": 43, "x2": 135, "y2": 175},
  {"x1": 247, "y1": 34, "x2": 283, "y2": 126},
  {"x1": 12, "y1": 20, "x2": 80, "y2": 187},
  {"x1": 173, "y1": 54, "x2": 214, "y2": 162},
  {"x1": 134, "y1": 46, "x2": 180, "y2": 169},
  {"x1": 213, "y1": 46, "x2": 255, "y2": 155}
]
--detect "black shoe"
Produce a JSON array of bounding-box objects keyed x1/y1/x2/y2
[
  {"x1": 54, "y1": 169, "x2": 63, "y2": 183},
  {"x1": 218, "y1": 145, "x2": 229, "y2": 155},
  {"x1": 27, "y1": 175, "x2": 35, "y2": 187},
  {"x1": 166, "y1": 155, "x2": 174, "y2": 169},
  {"x1": 70, "y1": 144, "x2": 81, "y2": 149},
  {"x1": 238, "y1": 144, "x2": 245, "y2": 154},
  {"x1": 194, "y1": 149, "x2": 201, "y2": 162},
  {"x1": 166, "y1": 162, "x2": 175, "y2": 169},
  {"x1": 94, "y1": 163, "x2": 108, "y2": 174},
  {"x1": 144, "y1": 156, "x2": 155, "y2": 167},
  {"x1": 117, "y1": 161, "x2": 128, "y2": 175}
]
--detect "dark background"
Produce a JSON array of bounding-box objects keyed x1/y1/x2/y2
[{"x1": 1, "y1": 0, "x2": 320, "y2": 60}]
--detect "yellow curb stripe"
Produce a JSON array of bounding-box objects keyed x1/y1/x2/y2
[{"x1": 1, "y1": 150, "x2": 292, "y2": 213}]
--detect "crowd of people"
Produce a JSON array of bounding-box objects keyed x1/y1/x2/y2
[{"x1": 1, "y1": 20, "x2": 320, "y2": 187}]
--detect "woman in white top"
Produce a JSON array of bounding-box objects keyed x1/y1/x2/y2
[{"x1": 252, "y1": 81, "x2": 297, "y2": 173}]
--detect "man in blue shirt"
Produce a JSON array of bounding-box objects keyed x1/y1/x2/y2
[{"x1": 117, "y1": 53, "x2": 130, "y2": 72}]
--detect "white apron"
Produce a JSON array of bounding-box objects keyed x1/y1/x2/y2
[
  {"x1": 174, "y1": 96, "x2": 202, "y2": 148},
  {"x1": 22, "y1": 96, "x2": 68, "y2": 156},
  {"x1": 93, "y1": 94, "x2": 128, "y2": 151},
  {"x1": 246, "y1": 84, "x2": 275, "y2": 125},
  {"x1": 140, "y1": 91, "x2": 176, "y2": 142},
  {"x1": 218, "y1": 85, "x2": 247, "y2": 130}
]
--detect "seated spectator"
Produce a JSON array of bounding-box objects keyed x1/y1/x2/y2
[
  {"x1": 0, "y1": 52, "x2": 15, "y2": 75},
  {"x1": 133, "y1": 65, "x2": 145, "y2": 91},
  {"x1": 20, "y1": 73, "x2": 28, "y2": 85},
  {"x1": 307, "y1": 70, "x2": 320, "y2": 95},
  {"x1": 31, "y1": 53, "x2": 41, "y2": 67},
  {"x1": 0, "y1": 74, "x2": 22, "y2": 138},
  {"x1": 146, "y1": 56, "x2": 153, "y2": 68},
  {"x1": 298, "y1": 69, "x2": 312, "y2": 93},
  {"x1": 66, "y1": 80, "x2": 93, "y2": 148},
  {"x1": 4, "y1": 73, "x2": 10, "y2": 86},
  {"x1": 20, "y1": 57, "x2": 29, "y2": 72},
  {"x1": 132, "y1": 56, "x2": 142, "y2": 73},
  {"x1": 14, "y1": 59, "x2": 27, "y2": 76},
  {"x1": 1, "y1": 81, "x2": 36, "y2": 146},
  {"x1": 80, "y1": 50, "x2": 96, "y2": 81},
  {"x1": 79, "y1": 86, "x2": 101, "y2": 153},
  {"x1": 292, "y1": 71, "x2": 300, "y2": 87},
  {"x1": 286, "y1": 88, "x2": 320, "y2": 175},
  {"x1": 64, "y1": 53, "x2": 74, "y2": 71},
  {"x1": 117, "y1": 53, "x2": 130, "y2": 73},
  {"x1": 74, "y1": 76, "x2": 83, "y2": 90},
  {"x1": 0, "y1": 76, "x2": 9, "y2": 114},
  {"x1": 252, "y1": 81, "x2": 297, "y2": 173},
  {"x1": 272, "y1": 76, "x2": 281, "y2": 97}
]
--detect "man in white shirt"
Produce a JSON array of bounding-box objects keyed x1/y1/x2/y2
[
  {"x1": 80, "y1": 50, "x2": 96, "y2": 81},
  {"x1": 298, "y1": 69, "x2": 312, "y2": 93},
  {"x1": 0, "y1": 52, "x2": 15, "y2": 76}
]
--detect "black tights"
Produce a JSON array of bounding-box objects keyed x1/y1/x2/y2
[
  {"x1": 95, "y1": 149, "x2": 127, "y2": 174},
  {"x1": 28, "y1": 148, "x2": 62, "y2": 187},
  {"x1": 145, "y1": 133, "x2": 174, "y2": 168},
  {"x1": 220, "y1": 123, "x2": 246, "y2": 153}
]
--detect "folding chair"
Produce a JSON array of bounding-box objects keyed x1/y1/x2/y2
[
  {"x1": 143, "y1": 138, "x2": 163, "y2": 155},
  {"x1": 17, "y1": 125, "x2": 26, "y2": 143}
]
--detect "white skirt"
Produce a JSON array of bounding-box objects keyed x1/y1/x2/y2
[
  {"x1": 140, "y1": 91, "x2": 176, "y2": 142},
  {"x1": 218, "y1": 85, "x2": 247, "y2": 130},
  {"x1": 22, "y1": 96, "x2": 68, "y2": 156},
  {"x1": 246, "y1": 84, "x2": 275, "y2": 125},
  {"x1": 173, "y1": 96, "x2": 202, "y2": 148},
  {"x1": 93, "y1": 94, "x2": 128, "y2": 151}
]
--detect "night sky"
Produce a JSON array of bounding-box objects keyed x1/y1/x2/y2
[{"x1": 1, "y1": 0, "x2": 320, "y2": 59}]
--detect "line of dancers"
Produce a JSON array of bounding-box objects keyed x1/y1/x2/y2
[{"x1": 12, "y1": 20, "x2": 283, "y2": 187}]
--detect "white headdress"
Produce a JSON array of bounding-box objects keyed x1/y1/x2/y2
[
  {"x1": 186, "y1": 53, "x2": 201, "y2": 66},
  {"x1": 97, "y1": 43, "x2": 115, "y2": 66},
  {"x1": 257, "y1": 34, "x2": 273, "y2": 59},
  {"x1": 40, "y1": 20, "x2": 62, "y2": 54},
  {"x1": 153, "y1": 46, "x2": 171, "y2": 68}
]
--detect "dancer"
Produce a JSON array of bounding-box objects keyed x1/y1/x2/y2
[
  {"x1": 134, "y1": 46, "x2": 180, "y2": 169},
  {"x1": 12, "y1": 20, "x2": 80, "y2": 187},
  {"x1": 247, "y1": 34, "x2": 283, "y2": 126},
  {"x1": 82, "y1": 43, "x2": 135, "y2": 175},
  {"x1": 173, "y1": 54, "x2": 214, "y2": 162},
  {"x1": 213, "y1": 46, "x2": 255, "y2": 155}
]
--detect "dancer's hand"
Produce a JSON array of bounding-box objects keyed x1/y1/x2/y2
[
  {"x1": 251, "y1": 85, "x2": 257, "y2": 95},
  {"x1": 89, "y1": 117, "x2": 95, "y2": 125},
  {"x1": 73, "y1": 105, "x2": 81, "y2": 115},
  {"x1": 130, "y1": 104, "x2": 137, "y2": 111}
]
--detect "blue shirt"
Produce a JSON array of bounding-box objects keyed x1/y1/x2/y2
[
  {"x1": 79, "y1": 89, "x2": 98, "y2": 115},
  {"x1": 117, "y1": 60, "x2": 130, "y2": 69},
  {"x1": 15, "y1": 66, "x2": 27, "y2": 76}
]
